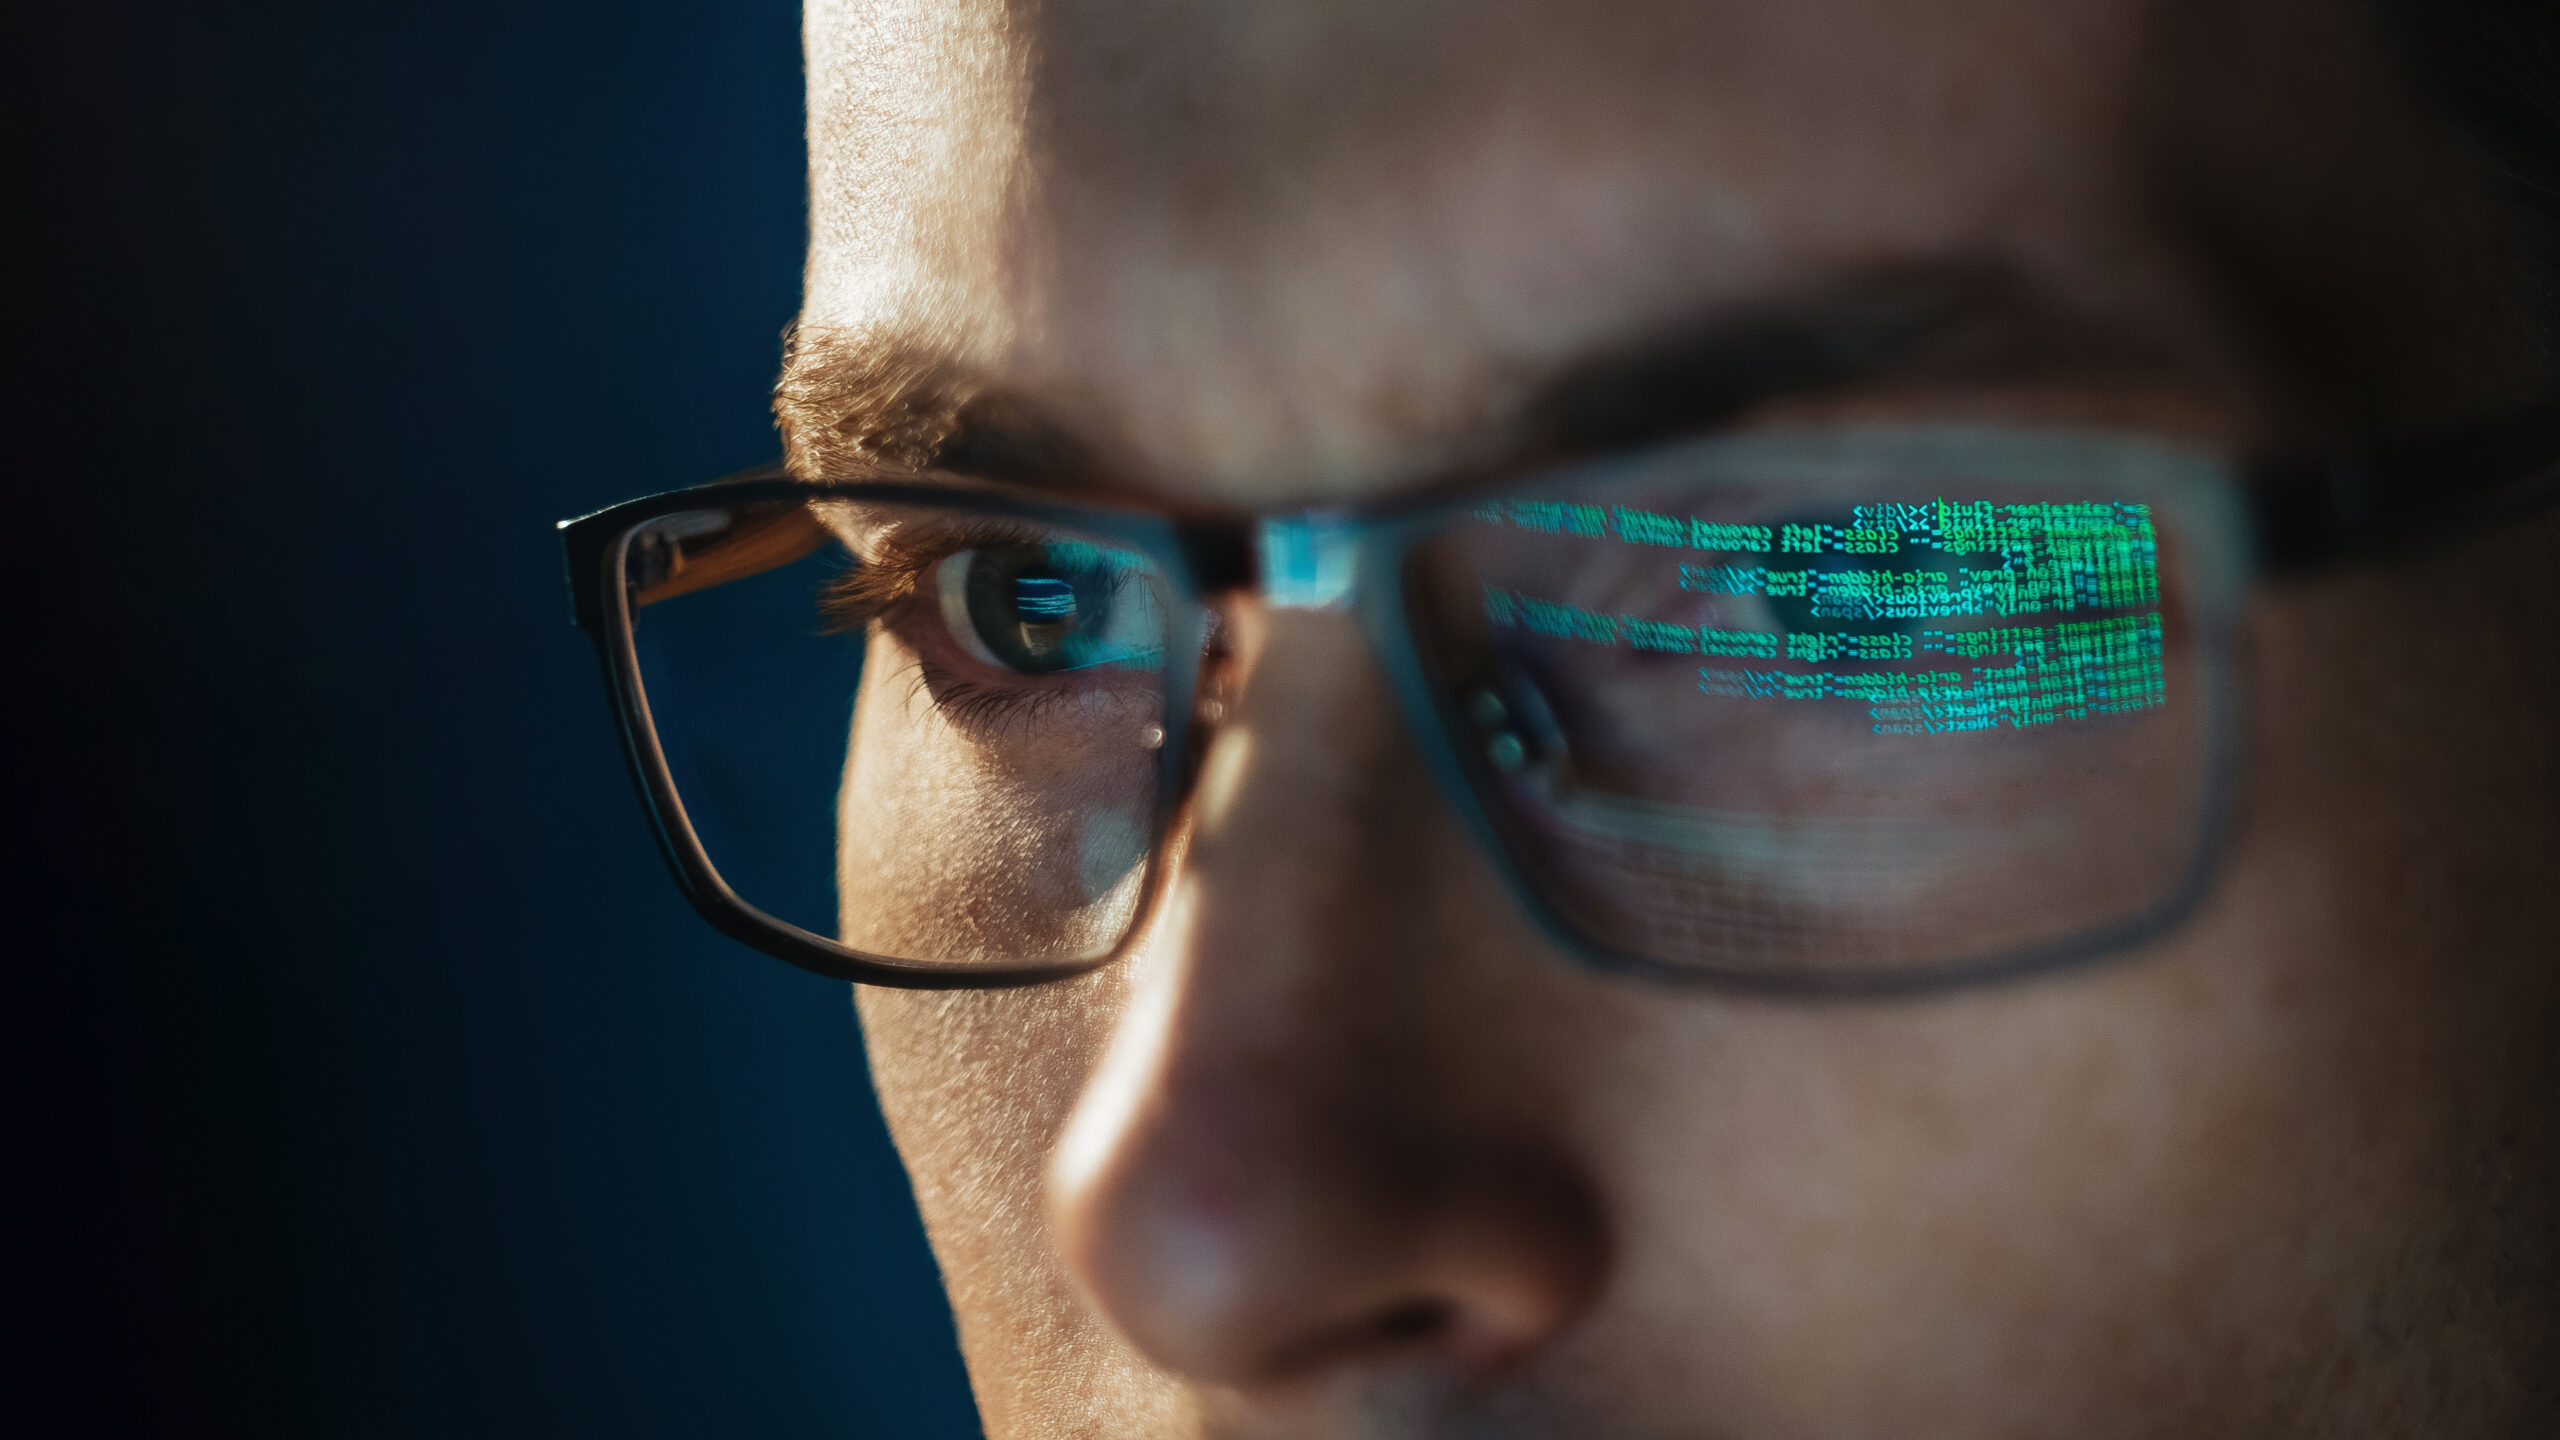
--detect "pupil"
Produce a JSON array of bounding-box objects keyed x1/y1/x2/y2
[
  {"x1": 964, "y1": 544, "x2": 1111, "y2": 674},
  {"x1": 946, "y1": 539, "x2": 1161, "y2": 677},
  {"x1": 1014, "y1": 576, "x2": 1077, "y2": 623}
]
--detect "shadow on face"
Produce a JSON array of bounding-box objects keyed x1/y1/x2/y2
[{"x1": 803, "y1": 0, "x2": 2560, "y2": 1434}]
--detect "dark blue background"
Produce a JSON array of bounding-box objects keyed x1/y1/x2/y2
[{"x1": 13, "y1": 3, "x2": 980, "y2": 1435}]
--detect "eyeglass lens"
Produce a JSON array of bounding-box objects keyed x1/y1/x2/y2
[
  {"x1": 625, "y1": 499, "x2": 1173, "y2": 970},
  {"x1": 1404, "y1": 439, "x2": 2219, "y2": 979},
  {"x1": 618, "y1": 432, "x2": 2224, "y2": 981}
]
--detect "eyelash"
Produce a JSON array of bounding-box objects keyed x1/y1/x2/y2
[
  {"x1": 818, "y1": 518, "x2": 1147, "y2": 735},
  {"x1": 815, "y1": 518, "x2": 1037, "y2": 635},
  {"x1": 898, "y1": 671, "x2": 1092, "y2": 735}
]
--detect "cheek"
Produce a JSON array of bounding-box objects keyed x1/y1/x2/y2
[
  {"x1": 855, "y1": 976, "x2": 1119, "y2": 1230},
  {"x1": 835, "y1": 634, "x2": 1157, "y2": 965},
  {"x1": 1549, "y1": 584, "x2": 2540, "y2": 1429},
  {"x1": 854, "y1": 969, "x2": 1147, "y2": 1412},
  {"x1": 1562, "y1": 882, "x2": 2450, "y2": 1429}
]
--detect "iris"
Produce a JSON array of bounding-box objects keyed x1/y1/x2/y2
[{"x1": 939, "y1": 540, "x2": 1166, "y2": 675}]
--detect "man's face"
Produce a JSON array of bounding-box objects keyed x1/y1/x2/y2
[{"x1": 790, "y1": 0, "x2": 2560, "y2": 1434}]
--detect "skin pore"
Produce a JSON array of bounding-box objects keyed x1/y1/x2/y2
[{"x1": 790, "y1": 0, "x2": 2560, "y2": 1435}]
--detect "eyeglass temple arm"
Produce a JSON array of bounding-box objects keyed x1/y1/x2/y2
[{"x1": 2248, "y1": 400, "x2": 2560, "y2": 574}]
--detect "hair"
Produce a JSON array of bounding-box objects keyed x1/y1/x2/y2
[
  {"x1": 2381, "y1": 1, "x2": 2560, "y2": 206},
  {"x1": 2383, "y1": 3, "x2": 2560, "y2": 674},
  {"x1": 2376, "y1": 0, "x2": 2560, "y2": 343}
]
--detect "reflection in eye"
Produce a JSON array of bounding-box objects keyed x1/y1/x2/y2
[{"x1": 935, "y1": 540, "x2": 1167, "y2": 675}]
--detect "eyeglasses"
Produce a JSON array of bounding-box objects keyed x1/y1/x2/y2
[{"x1": 559, "y1": 407, "x2": 2560, "y2": 993}]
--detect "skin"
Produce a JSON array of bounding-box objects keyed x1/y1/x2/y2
[{"x1": 786, "y1": 0, "x2": 2560, "y2": 1434}]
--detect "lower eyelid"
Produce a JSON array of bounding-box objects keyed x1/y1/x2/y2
[
  {"x1": 904, "y1": 654, "x2": 1070, "y2": 730},
  {"x1": 895, "y1": 599, "x2": 1128, "y2": 695}
]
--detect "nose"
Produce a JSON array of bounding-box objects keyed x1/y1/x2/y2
[{"x1": 1047, "y1": 607, "x2": 1607, "y2": 1394}]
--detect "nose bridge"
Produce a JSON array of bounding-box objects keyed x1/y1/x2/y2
[
  {"x1": 1190, "y1": 603, "x2": 1419, "y2": 979},
  {"x1": 1044, "y1": 601, "x2": 1606, "y2": 1392}
]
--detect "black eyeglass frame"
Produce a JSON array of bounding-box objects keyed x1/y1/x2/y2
[{"x1": 559, "y1": 403, "x2": 2560, "y2": 994}]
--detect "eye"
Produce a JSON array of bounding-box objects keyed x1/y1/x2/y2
[
  {"x1": 1748, "y1": 512, "x2": 1973, "y2": 644},
  {"x1": 934, "y1": 540, "x2": 1166, "y2": 675}
]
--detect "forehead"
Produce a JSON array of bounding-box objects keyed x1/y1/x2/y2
[{"x1": 794, "y1": 0, "x2": 2422, "y2": 499}]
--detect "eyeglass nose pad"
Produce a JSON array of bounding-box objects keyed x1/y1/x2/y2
[
  {"x1": 1459, "y1": 672, "x2": 1570, "y2": 777},
  {"x1": 1257, "y1": 513, "x2": 1357, "y2": 612}
]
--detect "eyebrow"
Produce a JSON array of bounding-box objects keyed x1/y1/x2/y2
[{"x1": 778, "y1": 265, "x2": 2136, "y2": 506}]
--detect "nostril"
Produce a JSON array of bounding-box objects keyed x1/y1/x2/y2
[
  {"x1": 1374, "y1": 1299, "x2": 1453, "y2": 1344},
  {"x1": 1264, "y1": 1298, "x2": 1464, "y2": 1379}
]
